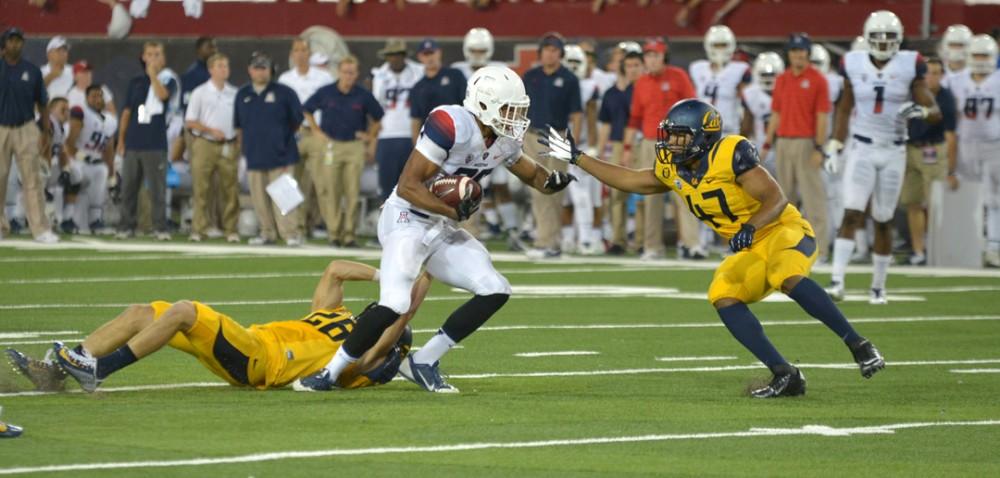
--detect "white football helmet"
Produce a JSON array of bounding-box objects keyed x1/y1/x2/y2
[
  {"x1": 704, "y1": 25, "x2": 736, "y2": 65},
  {"x1": 810, "y1": 44, "x2": 831, "y2": 74},
  {"x1": 563, "y1": 44, "x2": 587, "y2": 80},
  {"x1": 864, "y1": 10, "x2": 903, "y2": 61},
  {"x1": 752, "y1": 52, "x2": 784, "y2": 92},
  {"x1": 939, "y1": 24, "x2": 973, "y2": 64},
  {"x1": 618, "y1": 41, "x2": 642, "y2": 55},
  {"x1": 463, "y1": 28, "x2": 495, "y2": 68},
  {"x1": 968, "y1": 34, "x2": 999, "y2": 75},
  {"x1": 851, "y1": 35, "x2": 869, "y2": 52},
  {"x1": 464, "y1": 65, "x2": 531, "y2": 141}
]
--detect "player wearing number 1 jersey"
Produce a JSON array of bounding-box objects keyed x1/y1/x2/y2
[
  {"x1": 823, "y1": 10, "x2": 941, "y2": 304},
  {"x1": 11, "y1": 261, "x2": 428, "y2": 393},
  {"x1": 539, "y1": 99, "x2": 884, "y2": 398}
]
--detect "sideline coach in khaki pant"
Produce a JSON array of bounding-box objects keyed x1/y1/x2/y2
[
  {"x1": 185, "y1": 53, "x2": 240, "y2": 243},
  {"x1": 764, "y1": 33, "x2": 831, "y2": 257},
  {"x1": 0, "y1": 27, "x2": 56, "y2": 242},
  {"x1": 303, "y1": 55, "x2": 383, "y2": 247},
  {"x1": 234, "y1": 52, "x2": 304, "y2": 246},
  {"x1": 523, "y1": 33, "x2": 582, "y2": 257}
]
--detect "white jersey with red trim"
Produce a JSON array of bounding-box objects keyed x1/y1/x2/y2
[
  {"x1": 843, "y1": 50, "x2": 922, "y2": 141},
  {"x1": 71, "y1": 105, "x2": 118, "y2": 160},
  {"x1": 372, "y1": 60, "x2": 425, "y2": 139},
  {"x1": 386, "y1": 105, "x2": 523, "y2": 218},
  {"x1": 949, "y1": 70, "x2": 1000, "y2": 142},
  {"x1": 689, "y1": 60, "x2": 750, "y2": 134}
]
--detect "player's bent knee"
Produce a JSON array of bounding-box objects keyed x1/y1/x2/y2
[
  {"x1": 780, "y1": 275, "x2": 805, "y2": 294},
  {"x1": 713, "y1": 297, "x2": 741, "y2": 309},
  {"x1": 472, "y1": 273, "x2": 512, "y2": 297},
  {"x1": 379, "y1": 293, "x2": 411, "y2": 316},
  {"x1": 163, "y1": 301, "x2": 198, "y2": 328}
]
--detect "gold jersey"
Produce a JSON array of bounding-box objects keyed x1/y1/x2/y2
[{"x1": 653, "y1": 134, "x2": 804, "y2": 240}]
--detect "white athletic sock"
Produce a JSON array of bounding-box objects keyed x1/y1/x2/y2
[
  {"x1": 591, "y1": 227, "x2": 603, "y2": 243},
  {"x1": 323, "y1": 347, "x2": 357, "y2": 380},
  {"x1": 63, "y1": 203, "x2": 75, "y2": 222},
  {"x1": 562, "y1": 225, "x2": 575, "y2": 243},
  {"x1": 412, "y1": 330, "x2": 456, "y2": 365},
  {"x1": 90, "y1": 207, "x2": 104, "y2": 223},
  {"x1": 987, "y1": 207, "x2": 1000, "y2": 249},
  {"x1": 484, "y1": 208, "x2": 500, "y2": 227},
  {"x1": 855, "y1": 229, "x2": 869, "y2": 255},
  {"x1": 497, "y1": 202, "x2": 518, "y2": 230},
  {"x1": 831, "y1": 238, "x2": 855, "y2": 285},
  {"x1": 871, "y1": 254, "x2": 891, "y2": 291}
]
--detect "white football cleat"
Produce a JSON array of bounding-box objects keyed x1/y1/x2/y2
[
  {"x1": 869, "y1": 288, "x2": 888, "y2": 305},
  {"x1": 986, "y1": 250, "x2": 1000, "y2": 268},
  {"x1": 34, "y1": 231, "x2": 59, "y2": 244},
  {"x1": 826, "y1": 281, "x2": 845, "y2": 302}
]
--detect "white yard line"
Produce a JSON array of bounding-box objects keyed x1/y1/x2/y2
[
  {"x1": 514, "y1": 351, "x2": 600, "y2": 358},
  {"x1": 0, "y1": 338, "x2": 83, "y2": 346},
  {"x1": 3, "y1": 358, "x2": 998, "y2": 399},
  {"x1": 0, "y1": 330, "x2": 80, "y2": 339},
  {"x1": 655, "y1": 356, "x2": 738, "y2": 362},
  {"x1": 3, "y1": 238, "x2": 999, "y2": 278},
  {"x1": 0, "y1": 253, "x2": 274, "y2": 263},
  {"x1": 950, "y1": 369, "x2": 1000, "y2": 374},
  {"x1": 0, "y1": 419, "x2": 997, "y2": 475}
]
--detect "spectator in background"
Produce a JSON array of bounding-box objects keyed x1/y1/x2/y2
[
  {"x1": 115, "y1": 41, "x2": 177, "y2": 241},
  {"x1": 42, "y1": 36, "x2": 72, "y2": 101},
  {"x1": 409, "y1": 38, "x2": 467, "y2": 142},
  {"x1": 522, "y1": 32, "x2": 582, "y2": 259},
  {"x1": 278, "y1": 37, "x2": 334, "y2": 236},
  {"x1": 595, "y1": 49, "x2": 643, "y2": 255},
  {"x1": 901, "y1": 57, "x2": 957, "y2": 266},
  {"x1": 234, "y1": 51, "x2": 304, "y2": 247},
  {"x1": 303, "y1": 55, "x2": 383, "y2": 247},
  {"x1": 180, "y1": 37, "x2": 216, "y2": 112},
  {"x1": 66, "y1": 61, "x2": 116, "y2": 116},
  {"x1": 371, "y1": 38, "x2": 424, "y2": 201},
  {"x1": 625, "y1": 36, "x2": 696, "y2": 260},
  {"x1": 764, "y1": 33, "x2": 831, "y2": 260},
  {"x1": 1, "y1": 27, "x2": 58, "y2": 243},
  {"x1": 185, "y1": 53, "x2": 240, "y2": 244}
]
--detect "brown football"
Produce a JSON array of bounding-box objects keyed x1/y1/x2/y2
[{"x1": 430, "y1": 175, "x2": 483, "y2": 209}]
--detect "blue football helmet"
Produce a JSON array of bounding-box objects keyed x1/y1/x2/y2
[{"x1": 655, "y1": 99, "x2": 723, "y2": 166}]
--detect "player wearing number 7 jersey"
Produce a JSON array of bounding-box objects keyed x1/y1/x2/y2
[
  {"x1": 9, "y1": 260, "x2": 429, "y2": 393},
  {"x1": 539, "y1": 98, "x2": 885, "y2": 398}
]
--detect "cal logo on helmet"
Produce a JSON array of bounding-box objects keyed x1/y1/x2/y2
[{"x1": 702, "y1": 110, "x2": 722, "y2": 132}]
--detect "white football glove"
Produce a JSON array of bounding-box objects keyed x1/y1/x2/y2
[
  {"x1": 898, "y1": 101, "x2": 929, "y2": 120},
  {"x1": 537, "y1": 126, "x2": 581, "y2": 164},
  {"x1": 823, "y1": 139, "x2": 845, "y2": 175}
]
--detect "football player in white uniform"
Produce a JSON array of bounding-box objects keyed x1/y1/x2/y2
[
  {"x1": 65, "y1": 85, "x2": 118, "y2": 235},
  {"x1": 824, "y1": 10, "x2": 941, "y2": 304},
  {"x1": 949, "y1": 35, "x2": 1000, "y2": 266},
  {"x1": 810, "y1": 44, "x2": 847, "y2": 250},
  {"x1": 741, "y1": 52, "x2": 783, "y2": 175},
  {"x1": 939, "y1": 25, "x2": 973, "y2": 80},
  {"x1": 690, "y1": 26, "x2": 751, "y2": 136},
  {"x1": 300, "y1": 66, "x2": 574, "y2": 393},
  {"x1": 452, "y1": 28, "x2": 507, "y2": 79}
]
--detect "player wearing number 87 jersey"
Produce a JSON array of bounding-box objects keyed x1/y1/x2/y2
[
  {"x1": 538, "y1": 98, "x2": 884, "y2": 398},
  {"x1": 13, "y1": 261, "x2": 429, "y2": 393}
]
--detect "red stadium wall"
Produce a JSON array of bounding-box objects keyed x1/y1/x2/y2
[{"x1": 4, "y1": 0, "x2": 998, "y2": 39}]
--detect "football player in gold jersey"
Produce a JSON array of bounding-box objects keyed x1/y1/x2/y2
[
  {"x1": 8, "y1": 261, "x2": 430, "y2": 393},
  {"x1": 539, "y1": 99, "x2": 885, "y2": 398}
]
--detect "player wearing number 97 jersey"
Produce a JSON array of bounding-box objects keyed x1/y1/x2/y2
[
  {"x1": 538, "y1": 99, "x2": 885, "y2": 398},
  {"x1": 10, "y1": 261, "x2": 428, "y2": 393}
]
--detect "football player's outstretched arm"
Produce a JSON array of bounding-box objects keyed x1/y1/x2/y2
[
  {"x1": 311, "y1": 260, "x2": 378, "y2": 311},
  {"x1": 575, "y1": 154, "x2": 669, "y2": 194},
  {"x1": 507, "y1": 154, "x2": 572, "y2": 194},
  {"x1": 737, "y1": 166, "x2": 788, "y2": 230},
  {"x1": 396, "y1": 150, "x2": 460, "y2": 220}
]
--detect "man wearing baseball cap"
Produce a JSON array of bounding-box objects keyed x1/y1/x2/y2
[
  {"x1": 624, "y1": 36, "x2": 697, "y2": 260},
  {"x1": 42, "y1": 35, "x2": 72, "y2": 100},
  {"x1": 1, "y1": 27, "x2": 58, "y2": 243},
  {"x1": 409, "y1": 38, "x2": 467, "y2": 142},
  {"x1": 371, "y1": 38, "x2": 424, "y2": 201},
  {"x1": 66, "y1": 60, "x2": 116, "y2": 115}
]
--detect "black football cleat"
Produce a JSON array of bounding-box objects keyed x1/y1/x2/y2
[
  {"x1": 850, "y1": 339, "x2": 886, "y2": 379},
  {"x1": 751, "y1": 367, "x2": 806, "y2": 398}
]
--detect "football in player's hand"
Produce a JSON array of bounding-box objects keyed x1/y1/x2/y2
[{"x1": 430, "y1": 175, "x2": 483, "y2": 209}]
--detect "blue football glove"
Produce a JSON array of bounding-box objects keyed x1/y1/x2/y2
[{"x1": 729, "y1": 224, "x2": 756, "y2": 252}]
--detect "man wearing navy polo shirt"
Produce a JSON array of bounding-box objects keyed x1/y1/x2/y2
[
  {"x1": 116, "y1": 41, "x2": 177, "y2": 241},
  {"x1": 409, "y1": 38, "x2": 467, "y2": 142},
  {"x1": 234, "y1": 52, "x2": 304, "y2": 246},
  {"x1": 595, "y1": 49, "x2": 643, "y2": 255},
  {"x1": 522, "y1": 32, "x2": 582, "y2": 258},
  {"x1": 0, "y1": 27, "x2": 58, "y2": 243},
  {"x1": 303, "y1": 55, "x2": 383, "y2": 247}
]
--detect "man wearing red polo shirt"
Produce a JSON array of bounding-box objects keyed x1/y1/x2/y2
[
  {"x1": 764, "y1": 33, "x2": 831, "y2": 261},
  {"x1": 624, "y1": 37, "x2": 698, "y2": 259}
]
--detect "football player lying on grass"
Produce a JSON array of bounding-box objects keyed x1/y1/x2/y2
[{"x1": 7, "y1": 261, "x2": 431, "y2": 393}]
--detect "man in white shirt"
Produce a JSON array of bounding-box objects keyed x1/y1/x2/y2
[
  {"x1": 278, "y1": 38, "x2": 334, "y2": 236},
  {"x1": 66, "y1": 61, "x2": 116, "y2": 116},
  {"x1": 41, "y1": 36, "x2": 73, "y2": 101},
  {"x1": 371, "y1": 38, "x2": 424, "y2": 200},
  {"x1": 184, "y1": 53, "x2": 240, "y2": 243}
]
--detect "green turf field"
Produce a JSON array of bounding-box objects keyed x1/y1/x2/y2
[{"x1": 1, "y1": 239, "x2": 999, "y2": 476}]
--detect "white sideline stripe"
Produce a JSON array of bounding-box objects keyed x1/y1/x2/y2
[
  {"x1": 4, "y1": 358, "x2": 999, "y2": 399},
  {"x1": 1, "y1": 420, "x2": 997, "y2": 475},
  {"x1": 0, "y1": 253, "x2": 272, "y2": 263},
  {"x1": 3, "y1": 238, "x2": 1000, "y2": 278},
  {"x1": 655, "y1": 356, "x2": 737, "y2": 362},
  {"x1": 0, "y1": 337, "x2": 83, "y2": 346},
  {"x1": 514, "y1": 351, "x2": 600, "y2": 358},
  {"x1": 950, "y1": 368, "x2": 1000, "y2": 374},
  {"x1": 0, "y1": 330, "x2": 80, "y2": 339}
]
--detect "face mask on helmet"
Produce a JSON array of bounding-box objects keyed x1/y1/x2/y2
[
  {"x1": 463, "y1": 28, "x2": 494, "y2": 68},
  {"x1": 863, "y1": 10, "x2": 903, "y2": 61},
  {"x1": 496, "y1": 102, "x2": 530, "y2": 140},
  {"x1": 704, "y1": 26, "x2": 736, "y2": 66},
  {"x1": 867, "y1": 31, "x2": 901, "y2": 60},
  {"x1": 940, "y1": 25, "x2": 973, "y2": 64}
]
